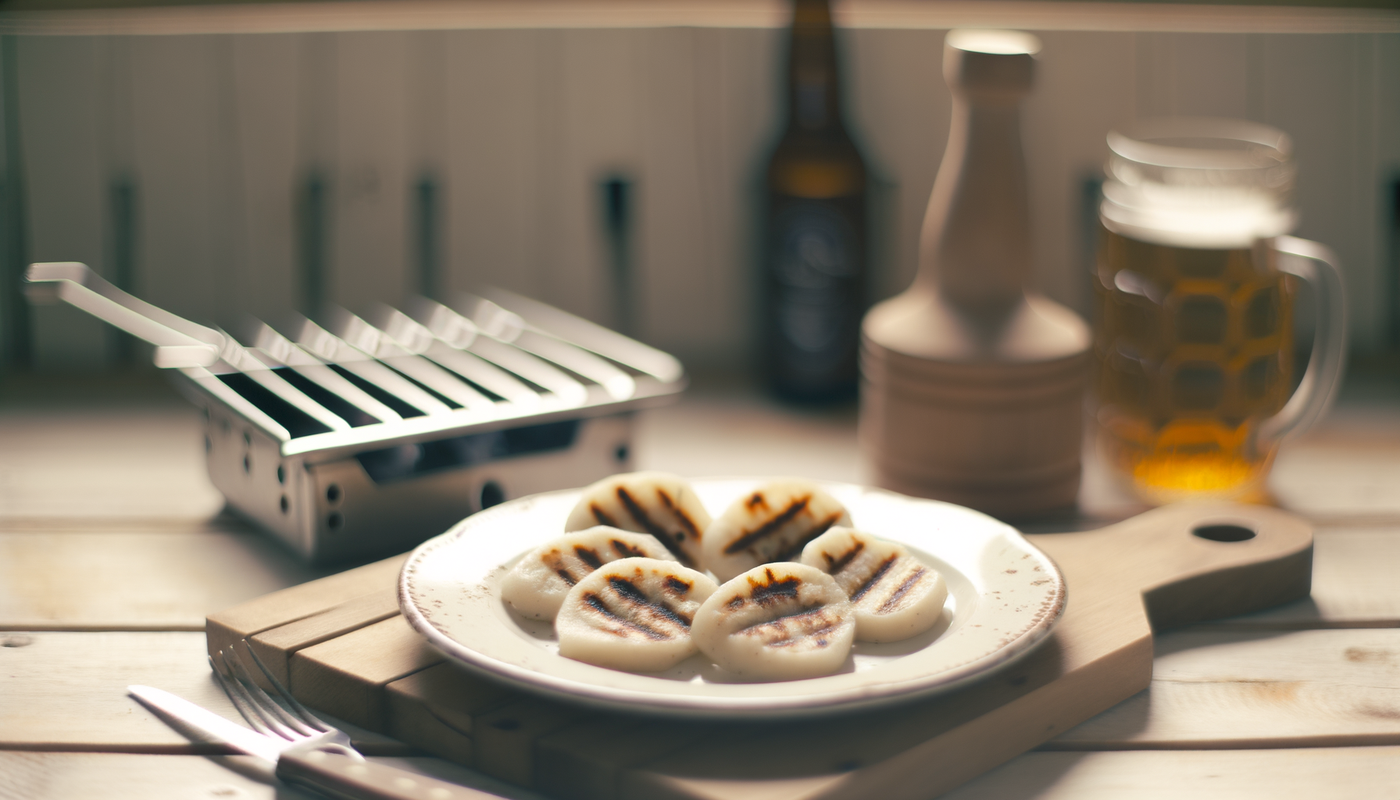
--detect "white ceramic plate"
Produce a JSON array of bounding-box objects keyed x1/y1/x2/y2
[{"x1": 398, "y1": 478, "x2": 1067, "y2": 718}]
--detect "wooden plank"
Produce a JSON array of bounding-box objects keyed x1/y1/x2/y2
[
  {"x1": 1209, "y1": 525, "x2": 1400, "y2": 627},
  {"x1": 941, "y1": 746, "x2": 1400, "y2": 800},
  {"x1": 535, "y1": 716, "x2": 719, "y2": 800},
  {"x1": 1021, "y1": 30, "x2": 1137, "y2": 315},
  {"x1": 1051, "y1": 627, "x2": 1400, "y2": 748},
  {"x1": 1272, "y1": 424, "x2": 1400, "y2": 523},
  {"x1": 384, "y1": 662, "x2": 525, "y2": 766},
  {"x1": 844, "y1": 27, "x2": 944, "y2": 303},
  {"x1": 16, "y1": 35, "x2": 111, "y2": 370},
  {"x1": 0, "y1": 630, "x2": 404, "y2": 753},
  {"x1": 472, "y1": 698, "x2": 591, "y2": 788},
  {"x1": 6, "y1": 747, "x2": 1400, "y2": 800},
  {"x1": 248, "y1": 589, "x2": 401, "y2": 685},
  {"x1": 228, "y1": 32, "x2": 301, "y2": 321},
  {"x1": 0, "y1": 753, "x2": 545, "y2": 800},
  {"x1": 128, "y1": 35, "x2": 225, "y2": 328},
  {"x1": 330, "y1": 30, "x2": 412, "y2": 314},
  {"x1": 0, "y1": 529, "x2": 331, "y2": 631},
  {"x1": 442, "y1": 28, "x2": 547, "y2": 300},
  {"x1": 0, "y1": 405, "x2": 223, "y2": 522},
  {"x1": 205, "y1": 553, "x2": 408, "y2": 655},
  {"x1": 289, "y1": 614, "x2": 444, "y2": 731},
  {"x1": 634, "y1": 27, "x2": 753, "y2": 364},
  {"x1": 1259, "y1": 34, "x2": 1377, "y2": 348},
  {"x1": 541, "y1": 28, "x2": 643, "y2": 331}
]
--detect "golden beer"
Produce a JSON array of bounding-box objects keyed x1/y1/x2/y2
[{"x1": 1092, "y1": 226, "x2": 1295, "y2": 502}]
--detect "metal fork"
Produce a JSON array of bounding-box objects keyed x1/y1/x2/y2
[{"x1": 209, "y1": 642, "x2": 363, "y2": 761}]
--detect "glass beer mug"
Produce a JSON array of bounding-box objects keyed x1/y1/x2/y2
[{"x1": 1093, "y1": 118, "x2": 1347, "y2": 504}]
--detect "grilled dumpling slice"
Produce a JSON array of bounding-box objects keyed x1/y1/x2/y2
[
  {"x1": 500, "y1": 528, "x2": 676, "y2": 621},
  {"x1": 691, "y1": 563, "x2": 855, "y2": 681},
  {"x1": 800, "y1": 527, "x2": 948, "y2": 643},
  {"x1": 701, "y1": 481, "x2": 852, "y2": 583},
  {"x1": 564, "y1": 472, "x2": 711, "y2": 569},
  {"x1": 556, "y1": 557, "x2": 718, "y2": 672}
]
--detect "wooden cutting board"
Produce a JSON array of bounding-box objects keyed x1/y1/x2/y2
[{"x1": 207, "y1": 502, "x2": 1312, "y2": 800}]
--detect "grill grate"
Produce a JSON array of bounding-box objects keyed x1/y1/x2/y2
[{"x1": 25, "y1": 262, "x2": 685, "y2": 562}]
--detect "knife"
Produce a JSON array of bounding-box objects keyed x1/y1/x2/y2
[{"x1": 129, "y1": 685, "x2": 500, "y2": 800}]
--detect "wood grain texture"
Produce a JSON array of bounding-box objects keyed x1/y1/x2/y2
[
  {"x1": 0, "y1": 753, "x2": 548, "y2": 800},
  {"x1": 205, "y1": 554, "x2": 407, "y2": 655},
  {"x1": 248, "y1": 589, "x2": 402, "y2": 685},
  {"x1": 0, "y1": 405, "x2": 222, "y2": 522},
  {"x1": 472, "y1": 699, "x2": 590, "y2": 788},
  {"x1": 289, "y1": 614, "x2": 444, "y2": 731},
  {"x1": 0, "y1": 529, "x2": 329, "y2": 631},
  {"x1": 535, "y1": 717, "x2": 720, "y2": 800},
  {"x1": 0, "y1": 631, "x2": 407, "y2": 753},
  {"x1": 1050, "y1": 627, "x2": 1400, "y2": 749},
  {"x1": 385, "y1": 662, "x2": 525, "y2": 766},
  {"x1": 6, "y1": 747, "x2": 1399, "y2": 800},
  {"x1": 940, "y1": 746, "x2": 1400, "y2": 800}
]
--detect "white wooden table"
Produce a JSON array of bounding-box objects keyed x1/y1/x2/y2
[{"x1": 4, "y1": 371, "x2": 1400, "y2": 799}]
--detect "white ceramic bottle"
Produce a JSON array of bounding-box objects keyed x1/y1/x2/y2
[{"x1": 859, "y1": 30, "x2": 1091, "y2": 518}]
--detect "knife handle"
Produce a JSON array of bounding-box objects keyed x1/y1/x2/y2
[{"x1": 278, "y1": 749, "x2": 501, "y2": 800}]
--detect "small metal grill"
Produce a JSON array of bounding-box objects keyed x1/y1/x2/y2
[{"x1": 25, "y1": 262, "x2": 685, "y2": 563}]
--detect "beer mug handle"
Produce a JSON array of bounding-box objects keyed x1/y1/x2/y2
[{"x1": 1259, "y1": 235, "x2": 1348, "y2": 446}]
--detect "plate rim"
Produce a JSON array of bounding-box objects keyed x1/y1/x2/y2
[{"x1": 398, "y1": 478, "x2": 1068, "y2": 719}]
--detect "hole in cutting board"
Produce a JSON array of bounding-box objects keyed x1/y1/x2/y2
[{"x1": 1192, "y1": 524, "x2": 1255, "y2": 542}]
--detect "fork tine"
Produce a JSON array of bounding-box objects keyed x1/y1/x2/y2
[
  {"x1": 218, "y1": 647, "x2": 318, "y2": 739},
  {"x1": 237, "y1": 640, "x2": 331, "y2": 734},
  {"x1": 209, "y1": 652, "x2": 282, "y2": 738}
]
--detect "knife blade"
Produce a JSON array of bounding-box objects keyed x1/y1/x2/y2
[
  {"x1": 128, "y1": 685, "x2": 503, "y2": 800},
  {"x1": 130, "y1": 685, "x2": 286, "y2": 762}
]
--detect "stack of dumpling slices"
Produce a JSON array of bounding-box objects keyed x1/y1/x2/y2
[{"x1": 499, "y1": 472, "x2": 950, "y2": 681}]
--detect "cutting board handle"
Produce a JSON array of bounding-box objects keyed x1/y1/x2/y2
[{"x1": 1031, "y1": 503, "x2": 1313, "y2": 631}]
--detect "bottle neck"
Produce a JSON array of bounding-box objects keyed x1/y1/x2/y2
[
  {"x1": 916, "y1": 93, "x2": 1032, "y2": 310},
  {"x1": 786, "y1": 0, "x2": 843, "y2": 132}
]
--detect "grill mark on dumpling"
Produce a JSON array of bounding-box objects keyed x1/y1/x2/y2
[
  {"x1": 606, "y1": 576, "x2": 693, "y2": 629},
  {"x1": 737, "y1": 607, "x2": 843, "y2": 649},
  {"x1": 745, "y1": 492, "x2": 768, "y2": 511},
  {"x1": 664, "y1": 575, "x2": 691, "y2": 595},
  {"x1": 877, "y1": 565, "x2": 931, "y2": 614},
  {"x1": 850, "y1": 556, "x2": 898, "y2": 601},
  {"x1": 609, "y1": 539, "x2": 649, "y2": 559},
  {"x1": 573, "y1": 546, "x2": 604, "y2": 570},
  {"x1": 589, "y1": 504, "x2": 620, "y2": 528},
  {"x1": 779, "y1": 512, "x2": 846, "y2": 560},
  {"x1": 582, "y1": 593, "x2": 668, "y2": 640},
  {"x1": 614, "y1": 487, "x2": 696, "y2": 566},
  {"x1": 747, "y1": 569, "x2": 801, "y2": 605},
  {"x1": 822, "y1": 540, "x2": 865, "y2": 575},
  {"x1": 723, "y1": 496, "x2": 811, "y2": 555},
  {"x1": 542, "y1": 551, "x2": 579, "y2": 586},
  {"x1": 656, "y1": 489, "x2": 702, "y2": 544}
]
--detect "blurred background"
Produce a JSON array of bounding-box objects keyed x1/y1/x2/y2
[{"x1": 0, "y1": 0, "x2": 1396, "y2": 379}]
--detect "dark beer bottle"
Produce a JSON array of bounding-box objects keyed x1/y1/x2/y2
[{"x1": 761, "y1": 0, "x2": 868, "y2": 403}]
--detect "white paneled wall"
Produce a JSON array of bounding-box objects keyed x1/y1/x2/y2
[{"x1": 10, "y1": 23, "x2": 1399, "y2": 371}]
